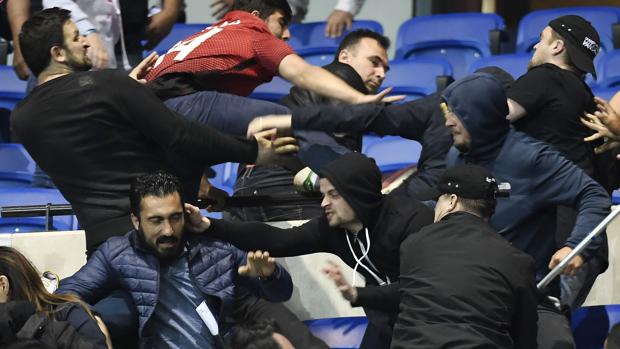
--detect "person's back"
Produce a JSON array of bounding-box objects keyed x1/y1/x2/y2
[{"x1": 394, "y1": 212, "x2": 536, "y2": 348}]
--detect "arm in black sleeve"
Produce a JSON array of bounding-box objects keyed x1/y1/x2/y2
[
  {"x1": 108, "y1": 72, "x2": 258, "y2": 165},
  {"x1": 511, "y1": 259, "x2": 539, "y2": 349},
  {"x1": 208, "y1": 218, "x2": 330, "y2": 257},
  {"x1": 291, "y1": 101, "x2": 429, "y2": 140},
  {"x1": 351, "y1": 282, "x2": 400, "y2": 312}
]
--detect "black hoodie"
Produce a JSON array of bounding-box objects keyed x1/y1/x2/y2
[{"x1": 208, "y1": 153, "x2": 433, "y2": 348}]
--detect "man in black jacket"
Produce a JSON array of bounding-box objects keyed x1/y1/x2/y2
[
  {"x1": 204, "y1": 152, "x2": 434, "y2": 348},
  {"x1": 392, "y1": 165, "x2": 538, "y2": 349}
]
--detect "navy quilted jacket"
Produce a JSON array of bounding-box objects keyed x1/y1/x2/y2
[{"x1": 57, "y1": 230, "x2": 293, "y2": 341}]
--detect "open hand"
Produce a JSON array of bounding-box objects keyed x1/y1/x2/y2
[
  {"x1": 238, "y1": 250, "x2": 276, "y2": 278},
  {"x1": 183, "y1": 203, "x2": 211, "y2": 233},
  {"x1": 129, "y1": 51, "x2": 159, "y2": 83},
  {"x1": 356, "y1": 87, "x2": 405, "y2": 104},
  {"x1": 325, "y1": 10, "x2": 353, "y2": 38},
  {"x1": 323, "y1": 260, "x2": 358, "y2": 302}
]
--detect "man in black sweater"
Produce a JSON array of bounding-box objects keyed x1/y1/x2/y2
[
  {"x1": 392, "y1": 165, "x2": 538, "y2": 349},
  {"x1": 204, "y1": 152, "x2": 434, "y2": 349},
  {"x1": 11, "y1": 8, "x2": 296, "y2": 251}
]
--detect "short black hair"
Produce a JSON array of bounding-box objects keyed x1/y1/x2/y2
[
  {"x1": 19, "y1": 7, "x2": 71, "y2": 77},
  {"x1": 229, "y1": 319, "x2": 284, "y2": 349},
  {"x1": 129, "y1": 171, "x2": 184, "y2": 216},
  {"x1": 336, "y1": 29, "x2": 390, "y2": 57},
  {"x1": 607, "y1": 322, "x2": 620, "y2": 349},
  {"x1": 458, "y1": 197, "x2": 497, "y2": 220},
  {"x1": 232, "y1": 0, "x2": 292, "y2": 24}
]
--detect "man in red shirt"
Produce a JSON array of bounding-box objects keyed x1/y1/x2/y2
[{"x1": 146, "y1": 0, "x2": 395, "y2": 137}]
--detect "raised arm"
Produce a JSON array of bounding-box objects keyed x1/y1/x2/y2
[{"x1": 7, "y1": 0, "x2": 31, "y2": 79}]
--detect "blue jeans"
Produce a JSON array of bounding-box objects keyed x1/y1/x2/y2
[{"x1": 164, "y1": 91, "x2": 289, "y2": 137}]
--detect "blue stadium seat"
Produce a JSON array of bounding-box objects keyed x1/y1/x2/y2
[
  {"x1": 209, "y1": 162, "x2": 239, "y2": 195},
  {"x1": 591, "y1": 86, "x2": 620, "y2": 101},
  {"x1": 0, "y1": 188, "x2": 75, "y2": 232},
  {"x1": 516, "y1": 7, "x2": 620, "y2": 54},
  {"x1": 145, "y1": 23, "x2": 211, "y2": 56},
  {"x1": 572, "y1": 305, "x2": 620, "y2": 349},
  {"x1": 395, "y1": 13, "x2": 505, "y2": 79},
  {"x1": 596, "y1": 49, "x2": 620, "y2": 88},
  {"x1": 0, "y1": 65, "x2": 27, "y2": 110},
  {"x1": 382, "y1": 58, "x2": 453, "y2": 101},
  {"x1": 289, "y1": 20, "x2": 383, "y2": 60},
  {"x1": 362, "y1": 136, "x2": 422, "y2": 173},
  {"x1": 467, "y1": 53, "x2": 531, "y2": 79},
  {"x1": 304, "y1": 317, "x2": 367, "y2": 349},
  {"x1": 0, "y1": 143, "x2": 36, "y2": 187},
  {"x1": 249, "y1": 77, "x2": 292, "y2": 102}
]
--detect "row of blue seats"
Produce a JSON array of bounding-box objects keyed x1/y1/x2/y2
[{"x1": 148, "y1": 6, "x2": 620, "y2": 81}]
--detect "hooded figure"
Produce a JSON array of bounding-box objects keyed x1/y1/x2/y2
[
  {"x1": 207, "y1": 152, "x2": 434, "y2": 349},
  {"x1": 443, "y1": 73, "x2": 610, "y2": 348}
]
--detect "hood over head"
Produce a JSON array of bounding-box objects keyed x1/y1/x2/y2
[
  {"x1": 319, "y1": 152, "x2": 383, "y2": 227},
  {"x1": 441, "y1": 73, "x2": 510, "y2": 160}
]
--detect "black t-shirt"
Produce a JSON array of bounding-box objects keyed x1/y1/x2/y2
[{"x1": 508, "y1": 63, "x2": 596, "y2": 174}]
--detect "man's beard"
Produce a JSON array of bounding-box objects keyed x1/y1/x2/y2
[
  {"x1": 137, "y1": 228, "x2": 182, "y2": 260},
  {"x1": 66, "y1": 52, "x2": 93, "y2": 72}
]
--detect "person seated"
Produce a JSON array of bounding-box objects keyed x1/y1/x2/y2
[
  {"x1": 56, "y1": 171, "x2": 293, "y2": 348},
  {"x1": 0, "y1": 246, "x2": 110, "y2": 348}
]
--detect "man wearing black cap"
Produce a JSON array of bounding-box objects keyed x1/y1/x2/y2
[
  {"x1": 505, "y1": 14, "x2": 612, "y2": 310},
  {"x1": 202, "y1": 152, "x2": 434, "y2": 348},
  {"x1": 392, "y1": 164, "x2": 538, "y2": 349}
]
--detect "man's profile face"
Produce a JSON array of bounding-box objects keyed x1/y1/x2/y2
[
  {"x1": 264, "y1": 10, "x2": 290, "y2": 41},
  {"x1": 443, "y1": 107, "x2": 471, "y2": 152},
  {"x1": 338, "y1": 37, "x2": 389, "y2": 93},
  {"x1": 319, "y1": 178, "x2": 357, "y2": 228},
  {"x1": 132, "y1": 193, "x2": 185, "y2": 259},
  {"x1": 528, "y1": 26, "x2": 557, "y2": 70},
  {"x1": 61, "y1": 20, "x2": 92, "y2": 72}
]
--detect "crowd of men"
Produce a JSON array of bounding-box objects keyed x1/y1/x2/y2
[{"x1": 2, "y1": 0, "x2": 619, "y2": 348}]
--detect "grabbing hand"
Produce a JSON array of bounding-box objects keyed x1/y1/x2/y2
[
  {"x1": 356, "y1": 87, "x2": 405, "y2": 104},
  {"x1": 325, "y1": 10, "x2": 353, "y2": 38},
  {"x1": 238, "y1": 250, "x2": 276, "y2": 278},
  {"x1": 323, "y1": 260, "x2": 358, "y2": 303},
  {"x1": 210, "y1": 0, "x2": 234, "y2": 19},
  {"x1": 593, "y1": 96, "x2": 620, "y2": 135},
  {"x1": 85, "y1": 33, "x2": 109, "y2": 70},
  {"x1": 254, "y1": 128, "x2": 298, "y2": 165},
  {"x1": 183, "y1": 203, "x2": 211, "y2": 233},
  {"x1": 548, "y1": 246, "x2": 584, "y2": 276},
  {"x1": 129, "y1": 51, "x2": 159, "y2": 83}
]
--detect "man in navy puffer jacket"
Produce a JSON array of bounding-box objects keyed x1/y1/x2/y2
[
  {"x1": 58, "y1": 171, "x2": 293, "y2": 348},
  {"x1": 442, "y1": 73, "x2": 610, "y2": 348}
]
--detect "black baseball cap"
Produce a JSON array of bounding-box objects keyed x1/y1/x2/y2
[
  {"x1": 548, "y1": 15, "x2": 601, "y2": 79},
  {"x1": 421, "y1": 165, "x2": 501, "y2": 201}
]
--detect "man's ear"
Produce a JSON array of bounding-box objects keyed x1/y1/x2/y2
[
  {"x1": 338, "y1": 49, "x2": 352, "y2": 64},
  {"x1": 0, "y1": 275, "x2": 10, "y2": 299},
  {"x1": 448, "y1": 194, "x2": 459, "y2": 212},
  {"x1": 551, "y1": 38, "x2": 565, "y2": 56},
  {"x1": 250, "y1": 10, "x2": 261, "y2": 18},
  {"x1": 130, "y1": 213, "x2": 140, "y2": 231},
  {"x1": 50, "y1": 45, "x2": 66, "y2": 64}
]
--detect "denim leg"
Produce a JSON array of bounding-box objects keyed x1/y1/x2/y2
[{"x1": 164, "y1": 91, "x2": 289, "y2": 137}]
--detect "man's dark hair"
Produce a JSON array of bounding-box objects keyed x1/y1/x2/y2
[
  {"x1": 336, "y1": 29, "x2": 390, "y2": 57},
  {"x1": 232, "y1": 0, "x2": 292, "y2": 24},
  {"x1": 607, "y1": 322, "x2": 620, "y2": 349},
  {"x1": 458, "y1": 197, "x2": 497, "y2": 220},
  {"x1": 130, "y1": 171, "x2": 184, "y2": 216},
  {"x1": 229, "y1": 319, "x2": 284, "y2": 349},
  {"x1": 19, "y1": 7, "x2": 71, "y2": 77}
]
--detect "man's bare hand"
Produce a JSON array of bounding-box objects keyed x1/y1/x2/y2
[
  {"x1": 129, "y1": 52, "x2": 159, "y2": 83},
  {"x1": 356, "y1": 87, "x2": 405, "y2": 104},
  {"x1": 325, "y1": 10, "x2": 353, "y2": 38},
  {"x1": 254, "y1": 128, "x2": 298, "y2": 165},
  {"x1": 246, "y1": 115, "x2": 293, "y2": 138},
  {"x1": 548, "y1": 246, "x2": 584, "y2": 276},
  {"x1": 85, "y1": 33, "x2": 109, "y2": 70},
  {"x1": 593, "y1": 96, "x2": 620, "y2": 135},
  {"x1": 211, "y1": 0, "x2": 234, "y2": 19},
  {"x1": 238, "y1": 250, "x2": 276, "y2": 278},
  {"x1": 184, "y1": 203, "x2": 211, "y2": 233},
  {"x1": 323, "y1": 260, "x2": 358, "y2": 302}
]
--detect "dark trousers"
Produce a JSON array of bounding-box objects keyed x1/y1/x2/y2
[
  {"x1": 537, "y1": 302, "x2": 576, "y2": 349},
  {"x1": 92, "y1": 289, "x2": 138, "y2": 349}
]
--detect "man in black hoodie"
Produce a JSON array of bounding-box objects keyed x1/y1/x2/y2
[
  {"x1": 203, "y1": 152, "x2": 434, "y2": 349},
  {"x1": 392, "y1": 165, "x2": 538, "y2": 349}
]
